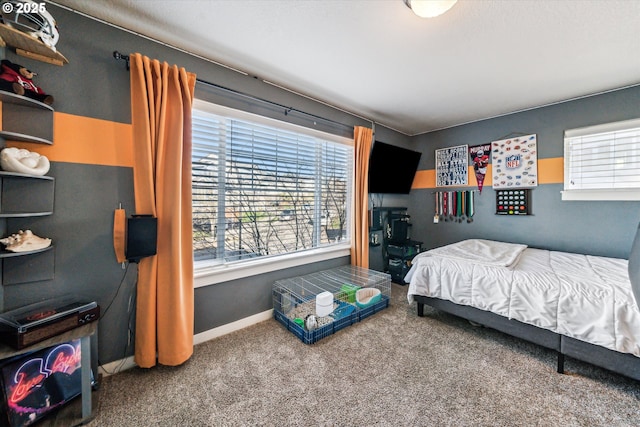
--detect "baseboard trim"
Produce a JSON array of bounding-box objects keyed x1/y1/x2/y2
[
  {"x1": 98, "y1": 356, "x2": 137, "y2": 377},
  {"x1": 194, "y1": 309, "x2": 273, "y2": 345},
  {"x1": 98, "y1": 309, "x2": 274, "y2": 376}
]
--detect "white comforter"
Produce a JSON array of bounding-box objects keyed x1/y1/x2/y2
[{"x1": 406, "y1": 239, "x2": 640, "y2": 357}]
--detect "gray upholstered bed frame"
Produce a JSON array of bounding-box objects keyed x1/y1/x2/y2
[
  {"x1": 414, "y1": 225, "x2": 640, "y2": 381},
  {"x1": 414, "y1": 295, "x2": 640, "y2": 381}
]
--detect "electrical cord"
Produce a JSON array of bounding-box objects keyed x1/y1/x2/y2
[
  {"x1": 98, "y1": 262, "x2": 137, "y2": 375},
  {"x1": 99, "y1": 262, "x2": 131, "y2": 320}
]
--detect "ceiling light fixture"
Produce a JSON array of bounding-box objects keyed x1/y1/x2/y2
[{"x1": 403, "y1": 0, "x2": 457, "y2": 18}]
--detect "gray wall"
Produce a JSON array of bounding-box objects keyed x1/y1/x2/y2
[
  {"x1": 5, "y1": 3, "x2": 637, "y2": 368},
  {"x1": 0, "y1": 4, "x2": 405, "y2": 365},
  {"x1": 406, "y1": 85, "x2": 640, "y2": 259}
]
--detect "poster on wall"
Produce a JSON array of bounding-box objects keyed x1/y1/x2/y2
[
  {"x1": 436, "y1": 145, "x2": 468, "y2": 187},
  {"x1": 491, "y1": 134, "x2": 538, "y2": 189},
  {"x1": 469, "y1": 144, "x2": 490, "y2": 193}
]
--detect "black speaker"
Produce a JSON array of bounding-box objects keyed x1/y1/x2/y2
[
  {"x1": 370, "y1": 209, "x2": 382, "y2": 229},
  {"x1": 391, "y1": 219, "x2": 408, "y2": 242},
  {"x1": 126, "y1": 215, "x2": 158, "y2": 263}
]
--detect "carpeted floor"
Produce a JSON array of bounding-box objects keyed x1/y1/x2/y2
[{"x1": 85, "y1": 283, "x2": 640, "y2": 426}]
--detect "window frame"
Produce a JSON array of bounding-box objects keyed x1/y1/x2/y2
[
  {"x1": 192, "y1": 99, "x2": 353, "y2": 287},
  {"x1": 562, "y1": 118, "x2": 640, "y2": 201}
]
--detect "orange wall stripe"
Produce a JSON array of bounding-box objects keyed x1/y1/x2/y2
[
  {"x1": 412, "y1": 159, "x2": 563, "y2": 189},
  {"x1": 5, "y1": 112, "x2": 565, "y2": 182},
  {"x1": 8, "y1": 112, "x2": 133, "y2": 167},
  {"x1": 538, "y1": 157, "x2": 564, "y2": 184},
  {"x1": 412, "y1": 170, "x2": 435, "y2": 188},
  {"x1": 412, "y1": 165, "x2": 495, "y2": 189}
]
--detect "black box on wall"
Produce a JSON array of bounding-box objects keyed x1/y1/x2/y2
[{"x1": 126, "y1": 216, "x2": 157, "y2": 263}]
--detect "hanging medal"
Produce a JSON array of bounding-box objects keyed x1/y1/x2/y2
[
  {"x1": 442, "y1": 191, "x2": 448, "y2": 222},
  {"x1": 466, "y1": 190, "x2": 475, "y2": 223},
  {"x1": 449, "y1": 191, "x2": 455, "y2": 221}
]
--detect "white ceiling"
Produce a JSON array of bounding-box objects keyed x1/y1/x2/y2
[{"x1": 52, "y1": 0, "x2": 640, "y2": 136}]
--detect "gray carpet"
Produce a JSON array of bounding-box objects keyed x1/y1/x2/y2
[{"x1": 86, "y1": 283, "x2": 640, "y2": 426}]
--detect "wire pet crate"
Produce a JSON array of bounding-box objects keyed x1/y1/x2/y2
[{"x1": 273, "y1": 266, "x2": 391, "y2": 344}]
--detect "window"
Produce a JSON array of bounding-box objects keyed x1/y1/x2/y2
[
  {"x1": 192, "y1": 100, "x2": 353, "y2": 282},
  {"x1": 563, "y1": 118, "x2": 640, "y2": 201}
]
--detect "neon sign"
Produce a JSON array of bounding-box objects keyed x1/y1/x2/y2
[{"x1": 2, "y1": 340, "x2": 81, "y2": 426}]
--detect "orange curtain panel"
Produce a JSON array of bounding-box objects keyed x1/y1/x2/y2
[
  {"x1": 351, "y1": 126, "x2": 373, "y2": 268},
  {"x1": 129, "y1": 53, "x2": 196, "y2": 368}
]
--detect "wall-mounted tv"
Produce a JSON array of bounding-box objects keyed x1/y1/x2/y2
[{"x1": 368, "y1": 141, "x2": 422, "y2": 194}]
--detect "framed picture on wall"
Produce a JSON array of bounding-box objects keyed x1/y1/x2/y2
[
  {"x1": 436, "y1": 145, "x2": 468, "y2": 187},
  {"x1": 491, "y1": 134, "x2": 538, "y2": 189}
]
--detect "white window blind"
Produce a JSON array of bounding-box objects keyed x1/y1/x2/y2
[
  {"x1": 563, "y1": 118, "x2": 640, "y2": 201},
  {"x1": 192, "y1": 100, "x2": 353, "y2": 266}
]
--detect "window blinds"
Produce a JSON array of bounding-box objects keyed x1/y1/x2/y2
[
  {"x1": 192, "y1": 100, "x2": 352, "y2": 263},
  {"x1": 564, "y1": 118, "x2": 640, "y2": 193}
]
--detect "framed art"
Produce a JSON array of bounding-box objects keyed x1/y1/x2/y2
[
  {"x1": 491, "y1": 134, "x2": 538, "y2": 189},
  {"x1": 436, "y1": 144, "x2": 468, "y2": 187}
]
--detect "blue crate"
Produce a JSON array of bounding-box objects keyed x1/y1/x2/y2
[
  {"x1": 274, "y1": 296, "x2": 391, "y2": 344},
  {"x1": 274, "y1": 300, "x2": 358, "y2": 344},
  {"x1": 273, "y1": 266, "x2": 391, "y2": 343},
  {"x1": 331, "y1": 304, "x2": 357, "y2": 334}
]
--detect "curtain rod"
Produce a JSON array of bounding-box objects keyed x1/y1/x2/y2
[
  {"x1": 113, "y1": 51, "x2": 360, "y2": 133},
  {"x1": 195, "y1": 79, "x2": 355, "y2": 132}
]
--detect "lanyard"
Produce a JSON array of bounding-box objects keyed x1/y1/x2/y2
[
  {"x1": 435, "y1": 190, "x2": 475, "y2": 223},
  {"x1": 466, "y1": 190, "x2": 474, "y2": 222}
]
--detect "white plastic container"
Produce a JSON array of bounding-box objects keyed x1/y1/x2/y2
[{"x1": 315, "y1": 291, "x2": 333, "y2": 317}]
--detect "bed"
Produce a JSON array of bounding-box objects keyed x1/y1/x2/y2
[{"x1": 405, "y1": 238, "x2": 640, "y2": 380}]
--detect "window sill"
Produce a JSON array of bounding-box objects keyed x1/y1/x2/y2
[
  {"x1": 561, "y1": 189, "x2": 640, "y2": 201},
  {"x1": 194, "y1": 243, "x2": 351, "y2": 288}
]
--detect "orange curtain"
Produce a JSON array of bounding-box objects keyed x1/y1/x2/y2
[
  {"x1": 351, "y1": 126, "x2": 373, "y2": 268},
  {"x1": 129, "y1": 53, "x2": 196, "y2": 368}
]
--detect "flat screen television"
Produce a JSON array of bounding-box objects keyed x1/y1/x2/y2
[{"x1": 368, "y1": 141, "x2": 422, "y2": 194}]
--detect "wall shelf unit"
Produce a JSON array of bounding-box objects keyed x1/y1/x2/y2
[
  {"x1": 0, "y1": 91, "x2": 54, "y2": 144},
  {"x1": 0, "y1": 90, "x2": 55, "y2": 309},
  {"x1": 0, "y1": 245, "x2": 52, "y2": 258},
  {"x1": 0, "y1": 130, "x2": 52, "y2": 145},
  {"x1": 0, "y1": 172, "x2": 55, "y2": 216},
  {"x1": 0, "y1": 23, "x2": 68, "y2": 66}
]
